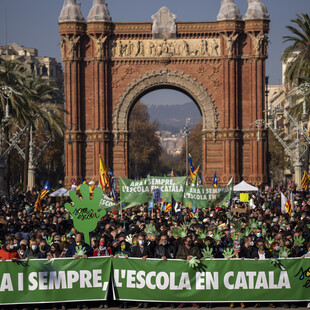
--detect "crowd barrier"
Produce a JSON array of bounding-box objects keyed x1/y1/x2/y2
[{"x1": 0, "y1": 257, "x2": 309, "y2": 305}]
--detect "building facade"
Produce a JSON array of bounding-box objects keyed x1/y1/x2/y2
[{"x1": 59, "y1": 0, "x2": 270, "y2": 186}]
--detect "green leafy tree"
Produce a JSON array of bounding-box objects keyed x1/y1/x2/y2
[
  {"x1": 282, "y1": 13, "x2": 310, "y2": 172},
  {"x1": 128, "y1": 101, "x2": 161, "y2": 178}
]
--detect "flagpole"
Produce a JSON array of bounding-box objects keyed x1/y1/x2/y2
[{"x1": 185, "y1": 118, "x2": 190, "y2": 183}]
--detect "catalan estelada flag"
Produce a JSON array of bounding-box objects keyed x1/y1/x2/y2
[
  {"x1": 34, "y1": 181, "x2": 50, "y2": 212},
  {"x1": 285, "y1": 193, "x2": 292, "y2": 216},
  {"x1": 212, "y1": 171, "x2": 217, "y2": 187},
  {"x1": 164, "y1": 202, "x2": 172, "y2": 213},
  {"x1": 188, "y1": 154, "x2": 195, "y2": 173},
  {"x1": 99, "y1": 155, "x2": 111, "y2": 191},
  {"x1": 190, "y1": 164, "x2": 200, "y2": 183},
  {"x1": 301, "y1": 171, "x2": 310, "y2": 191},
  {"x1": 170, "y1": 169, "x2": 175, "y2": 177}
]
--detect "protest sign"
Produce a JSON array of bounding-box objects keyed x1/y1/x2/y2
[
  {"x1": 112, "y1": 257, "x2": 310, "y2": 302},
  {"x1": 0, "y1": 257, "x2": 309, "y2": 305},
  {"x1": 0, "y1": 257, "x2": 111, "y2": 305}
]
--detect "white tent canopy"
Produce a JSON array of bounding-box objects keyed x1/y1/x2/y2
[
  {"x1": 233, "y1": 180, "x2": 258, "y2": 192},
  {"x1": 49, "y1": 187, "x2": 69, "y2": 197}
]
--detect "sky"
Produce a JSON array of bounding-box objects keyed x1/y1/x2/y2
[{"x1": 0, "y1": 0, "x2": 309, "y2": 106}]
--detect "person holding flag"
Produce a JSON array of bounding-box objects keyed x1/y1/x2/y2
[{"x1": 34, "y1": 181, "x2": 50, "y2": 212}]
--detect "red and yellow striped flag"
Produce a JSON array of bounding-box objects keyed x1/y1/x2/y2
[
  {"x1": 99, "y1": 155, "x2": 111, "y2": 191},
  {"x1": 34, "y1": 181, "x2": 50, "y2": 212},
  {"x1": 301, "y1": 171, "x2": 310, "y2": 191}
]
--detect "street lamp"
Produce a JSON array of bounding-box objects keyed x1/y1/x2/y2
[
  {"x1": 0, "y1": 86, "x2": 21, "y2": 195},
  {"x1": 184, "y1": 118, "x2": 190, "y2": 180}
]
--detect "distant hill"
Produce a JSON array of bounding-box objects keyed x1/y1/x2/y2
[{"x1": 147, "y1": 102, "x2": 201, "y2": 133}]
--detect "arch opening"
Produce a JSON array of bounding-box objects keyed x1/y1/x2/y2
[{"x1": 113, "y1": 70, "x2": 218, "y2": 179}]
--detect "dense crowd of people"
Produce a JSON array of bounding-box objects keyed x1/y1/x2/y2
[{"x1": 0, "y1": 186, "x2": 309, "y2": 309}]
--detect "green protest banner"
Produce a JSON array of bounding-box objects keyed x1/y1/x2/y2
[
  {"x1": 183, "y1": 177, "x2": 234, "y2": 209},
  {"x1": 112, "y1": 257, "x2": 310, "y2": 302},
  {"x1": 98, "y1": 194, "x2": 119, "y2": 212},
  {"x1": 0, "y1": 257, "x2": 111, "y2": 305},
  {"x1": 1, "y1": 257, "x2": 309, "y2": 304},
  {"x1": 148, "y1": 176, "x2": 186, "y2": 202},
  {"x1": 119, "y1": 176, "x2": 187, "y2": 208},
  {"x1": 119, "y1": 177, "x2": 152, "y2": 208}
]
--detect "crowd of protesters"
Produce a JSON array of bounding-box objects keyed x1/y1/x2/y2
[{"x1": 0, "y1": 186, "x2": 309, "y2": 309}]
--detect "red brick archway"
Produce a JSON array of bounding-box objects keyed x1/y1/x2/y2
[{"x1": 60, "y1": 17, "x2": 269, "y2": 186}]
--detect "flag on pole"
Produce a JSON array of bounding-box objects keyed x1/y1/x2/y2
[
  {"x1": 34, "y1": 181, "x2": 50, "y2": 212},
  {"x1": 287, "y1": 180, "x2": 292, "y2": 191},
  {"x1": 99, "y1": 155, "x2": 111, "y2": 191},
  {"x1": 301, "y1": 171, "x2": 310, "y2": 190},
  {"x1": 164, "y1": 202, "x2": 172, "y2": 213},
  {"x1": 190, "y1": 165, "x2": 200, "y2": 183},
  {"x1": 285, "y1": 193, "x2": 292, "y2": 216},
  {"x1": 188, "y1": 153, "x2": 195, "y2": 172},
  {"x1": 281, "y1": 192, "x2": 286, "y2": 213},
  {"x1": 212, "y1": 171, "x2": 217, "y2": 188}
]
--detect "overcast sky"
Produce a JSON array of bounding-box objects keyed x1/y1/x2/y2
[{"x1": 1, "y1": 0, "x2": 309, "y2": 106}]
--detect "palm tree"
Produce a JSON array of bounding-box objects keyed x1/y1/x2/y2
[
  {"x1": 281, "y1": 13, "x2": 310, "y2": 86},
  {"x1": 281, "y1": 13, "x2": 310, "y2": 172},
  {"x1": 22, "y1": 72, "x2": 66, "y2": 190},
  {"x1": 0, "y1": 59, "x2": 66, "y2": 190},
  {"x1": 0, "y1": 59, "x2": 35, "y2": 192}
]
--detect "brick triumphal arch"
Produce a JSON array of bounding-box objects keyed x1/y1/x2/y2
[{"x1": 59, "y1": 0, "x2": 270, "y2": 186}]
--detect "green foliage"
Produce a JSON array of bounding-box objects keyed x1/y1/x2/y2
[
  {"x1": 45, "y1": 236, "x2": 53, "y2": 246},
  {"x1": 227, "y1": 214, "x2": 233, "y2": 221},
  {"x1": 188, "y1": 256, "x2": 200, "y2": 268},
  {"x1": 294, "y1": 236, "x2": 305, "y2": 247},
  {"x1": 128, "y1": 101, "x2": 162, "y2": 178},
  {"x1": 223, "y1": 248, "x2": 234, "y2": 259},
  {"x1": 75, "y1": 245, "x2": 86, "y2": 257},
  {"x1": 64, "y1": 184, "x2": 107, "y2": 245},
  {"x1": 202, "y1": 247, "x2": 213, "y2": 259},
  {"x1": 282, "y1": 13, "x2": 310, "y2": 86}
]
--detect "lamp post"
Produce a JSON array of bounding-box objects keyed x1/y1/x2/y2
[
  {"x1": 0, "y1": 86, "x2": 19, "y2": 195},
  {"x1": 265, "y1": 76, "x2": 270, "y2": 185},
  {"x1": 184, "y1": 118, "x2": 190, "y2": 181},
  {"x1": 298, "y1": 82, "x2": 310, "y2": 173}
]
